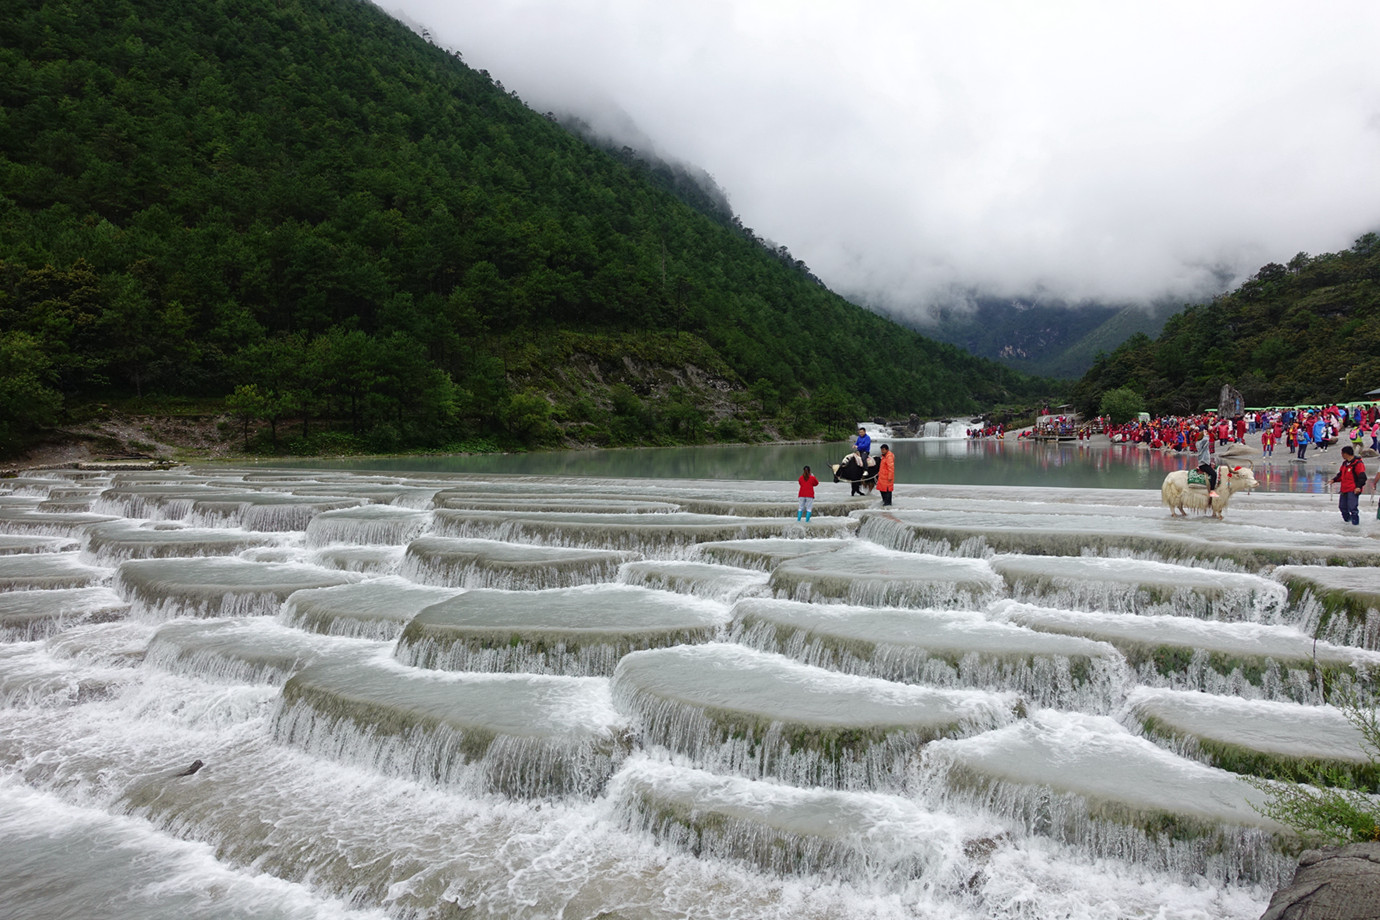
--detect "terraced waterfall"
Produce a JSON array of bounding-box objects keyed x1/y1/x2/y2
[{"x1": 1, "y1": 465, "x2": 1377, "y2": 919}]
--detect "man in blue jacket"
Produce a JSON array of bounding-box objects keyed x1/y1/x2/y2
[{"x1": 854, "y1": 427, "x2": 871, "y2": 461}]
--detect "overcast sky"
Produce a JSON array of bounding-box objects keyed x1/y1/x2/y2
[{"x1": 384, "y1": 0, "x2": 1380, "y2": 321}]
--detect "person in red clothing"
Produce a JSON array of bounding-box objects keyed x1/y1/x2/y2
[
  {"x1": 796, "y1": 466, "x2": 819, "y2": 522},
  {"x1": 1332, "y1": 446, "x2": 1367, "y2": 526}
]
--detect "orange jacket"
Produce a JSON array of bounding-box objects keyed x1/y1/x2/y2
[{"x1": 877, "y1": 451, "x2": 895, "y2": 490}]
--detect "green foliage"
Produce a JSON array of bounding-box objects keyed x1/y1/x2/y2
[
  {"x1": 0, "y1": 0, "x2": 1049, "y2": 458},
  {"x1": 225, "y1": 383, "x2": 269, "y2": 451},
  {"x1": 811, "y1": 385, "x2": 864, "y2": 440},
  {"x1": 501, "y1": 392, "x2": 556, "y2": 444},
  {"x1": 1098, "y1": 386, "x2": 1145, "y2": 425},
  {"x1": 1250, "y1": 697, "x2": 1380, "y2": 844},
  {"x1": 1073, "y1": 240, "x2": 1380, "y2": 417},
  {"x1": 0, "y1": 331, "x2": 64, "y2": 452},
  {"x1": 714, "y1": 417, "x2": 745, "y2": 442},
  {"x1": 438, "y1": 437, "x2": 500, "y2": 455},
  {"x1": 1254, "y1": 777, "x2": 1380, "y2": 844}
]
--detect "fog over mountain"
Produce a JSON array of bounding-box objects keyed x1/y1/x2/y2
[{"x1": 384, "y1": 0, "x2": 1380, "y2": 325}]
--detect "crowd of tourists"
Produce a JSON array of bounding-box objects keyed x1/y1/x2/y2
[
  {"x1": 1009, "y1": 412, "x2": 1105, "y2": 441},
  {"x1": 1097, "y1": 403, "x2": 1374, "y2": 526},
  {"x1": 1105, "y1": 404, "x2": 1380, "y2": 457},
  {"x1": 966, "y1": 422, "x2": 1007, "y2": 439}
]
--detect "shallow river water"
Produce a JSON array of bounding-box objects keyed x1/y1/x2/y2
[
  {"x1": 267, "y1": 436, "x2": 1343, "y2": 493},
  {"x1": 1, "y1": 441, "x2": 1376, "y2": 920}
]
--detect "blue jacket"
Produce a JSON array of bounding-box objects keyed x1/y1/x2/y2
[
  {"x1": 855, "y1": 433, "x2": 871, "y2": 454},
  {"x1": 1313, "y1": 419, "x2": 1327, "y2": 442}
]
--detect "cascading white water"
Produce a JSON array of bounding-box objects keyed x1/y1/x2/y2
[
  {"x1": 392, "y1": 584, "x2": 727, "y2": 676},
  {"x1": 2, "y1": 464, "x2": 1377, "y2": 920},
  {"x1": 728, "y1": 598, "x2": 1129, "y2": 712},
  {"x1": 921, "y1": 420, "x2": 970, "y2": 438}
]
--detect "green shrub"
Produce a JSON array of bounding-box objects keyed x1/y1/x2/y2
[
  {"x1": 1250, "y1": 697, "x2": 1380, "y2": 844},
  {"x1": 715, "y1": 417, "x2": 745, "y2": 442},
  {"x1": 1098, "y1": 387, "x2": 1146, "y2": 425},
  {"x1": 438, "y1": 438, "x2": 500, "y2": 454}
]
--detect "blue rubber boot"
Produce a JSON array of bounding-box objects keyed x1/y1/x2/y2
[{"x1": 805, "y1": 511, "x2": 812, "y2": 522}]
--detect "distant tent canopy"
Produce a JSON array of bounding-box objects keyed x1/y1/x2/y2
[{"x1": 1366, "y1": 387, "x2": 1380, "y2": 396}]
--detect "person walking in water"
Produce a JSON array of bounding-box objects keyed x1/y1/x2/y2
[
  {"x1": 1332, "y1": 446, "x2": 1367, "y2": 526},
  {"x1": 876, "y1": 444, "x2": 895, "y2": 506},
  {"x1": 796, "y1": 465, "x2": 819, "y2": 522}
]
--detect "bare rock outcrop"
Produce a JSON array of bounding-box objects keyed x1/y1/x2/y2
[{"x1": 1260, "y1": 843, "x2": 1380, "y2": 920}]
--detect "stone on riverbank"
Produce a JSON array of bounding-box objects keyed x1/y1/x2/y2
[{"x1": 1259, "y1": 842, "x2": 1380, "y2": 920}]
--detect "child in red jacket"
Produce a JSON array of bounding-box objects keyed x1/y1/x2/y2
[{"x1": 797, "y1": 466, "x2": 819, "y2": 522}]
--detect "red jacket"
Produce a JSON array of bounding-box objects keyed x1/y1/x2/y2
[
  {"x1": 798, "y1": 474, "x2": 818, "y2": 498},
  {"x1": 1335, "y1": 457, "x2": 1366, "y2": 493}
]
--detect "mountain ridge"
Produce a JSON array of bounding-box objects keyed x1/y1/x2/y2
[{"x1": 0, "y1": 0, "x2": 1053, "y2": 456}]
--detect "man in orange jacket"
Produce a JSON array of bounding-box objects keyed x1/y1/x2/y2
[{"x1": 876, "y1": 444, "x2": 895, "y2": 507}]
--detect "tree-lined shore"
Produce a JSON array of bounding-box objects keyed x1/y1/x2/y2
[{"x1": 1072, "y1": 238, "x2": 1380, "y2": 419}]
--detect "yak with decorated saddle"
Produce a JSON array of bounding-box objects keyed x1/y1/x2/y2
[
  {"x1": 832, "y1": 451, "x2": 879, "y2": 495},
  {"x1": 1161, "y1": 462, "x2": 1258, "y2": 518}
]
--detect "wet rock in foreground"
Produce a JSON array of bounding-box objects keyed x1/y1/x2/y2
[{"x1": 1259, "y1": 842, "x2": 1380, "y2": 920}]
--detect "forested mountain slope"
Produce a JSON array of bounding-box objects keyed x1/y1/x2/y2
[
  {"x1": 1070, "y1": 238, "x2": 1380, "y2": 417},
  {"x1": 0, "y1": 0, "x2": 1047, "y2": 456}
]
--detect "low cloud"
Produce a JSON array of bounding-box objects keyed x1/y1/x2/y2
[{"x1": 386, "y1": 0, "x2": 1380, "y2": 321}]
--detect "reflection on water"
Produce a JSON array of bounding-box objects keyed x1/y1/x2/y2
[
  {"x1": 1248, "y1": 458, "x2": 1335, "y2": 495},
  {"x1": 263, "y1": 440, "x2": 1336, "y2": 492},
  {"x1": 1099, "y1": 444, "x2": 1337, "y2": 494}
]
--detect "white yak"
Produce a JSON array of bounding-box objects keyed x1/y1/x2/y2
[{"x1": 1161, "y1": 463, "x2": 1258, "y2": 518}]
